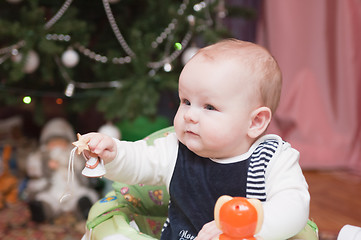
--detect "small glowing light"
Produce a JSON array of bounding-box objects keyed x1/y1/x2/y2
[
  {"x1": 193, "y1": 4, "x2": 202, "y2": 12},
  {"x1": 23, "y1": 96, "x2": 32, "y2": 104},
  {"x1": 11, "y1": 48, "x2": 19, "y2": 56},
  {"x1": 193, "y1": 2, "x2": 207, "y2": 12},
  {"x1": 187, "y1": 15, "x2": 195, "y2": 26},
  {"x1": 56, "y1": 98, "x2": 63, "y2": 104},
  {"x1": 163, "y1": 63, "x2": 172, "y2": 72},
  {"x1": 64, "y1": 83, "x2": 75, "y2": 97},
  {"x1": 174, "y1": 42, "x2": 182, "y2": 50}
]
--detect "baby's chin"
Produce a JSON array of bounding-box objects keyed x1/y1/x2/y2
[
  {"x1": 183, "y1": 143, "x2": 218, "y2": 158},
  {"x1": 182, "y1": 141, "x2": 204, "y2": 156},
  {"x1": 178, "y1": 135, "x2": 223, "y2": 158}
]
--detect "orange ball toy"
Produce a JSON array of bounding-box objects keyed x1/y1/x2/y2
[{"x1": 215, "y1": 196, "x2": 263, "y2": 240}]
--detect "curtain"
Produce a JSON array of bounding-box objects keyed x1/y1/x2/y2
[{"x1": 257, "y1": 0, "x2": 361, "y2": 173}]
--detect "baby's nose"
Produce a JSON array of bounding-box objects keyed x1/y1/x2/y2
[{"x1": 184, "y1": 107, "x2": 198, "y2": 123}]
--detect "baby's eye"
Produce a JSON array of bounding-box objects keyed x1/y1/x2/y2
[
  {"x1": 205, "y1": 104, "x2": 216, "y2": 111},
  {"x1": 182, "y1": 99, "x2": 191, "y2": 106}
]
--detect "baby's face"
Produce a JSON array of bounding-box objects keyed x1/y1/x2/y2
[{"x1": 174, "y1": 54, "x2": 259, "y2": 159}]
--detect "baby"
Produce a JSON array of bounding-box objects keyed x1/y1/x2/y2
[{"x1": 82, "y1": 39, "x2": 310, "y2": 240}]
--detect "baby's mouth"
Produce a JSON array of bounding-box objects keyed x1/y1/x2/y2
[{"x1": 186, "y1": 130, "x2": 198, "y2": 136}]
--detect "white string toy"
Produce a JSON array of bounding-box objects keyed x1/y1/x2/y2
[
  {"x1": 59, "y1": 133, "x2": 106, "y2": 203},
  {"x1": 59, "y1": 147, "x2": 76, "y2": 203}
]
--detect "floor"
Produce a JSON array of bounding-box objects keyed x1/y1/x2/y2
[
  {"x1": 0, "y1": 201, "x2": 84, "y2": 240},
  {"x1": 304, "y1": 170, "x2": 361, "y2": 240}
]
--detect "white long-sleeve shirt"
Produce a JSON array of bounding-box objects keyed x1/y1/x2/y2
[{"x1": 104, "y1": 133, "x2": 310, "y2": 240}]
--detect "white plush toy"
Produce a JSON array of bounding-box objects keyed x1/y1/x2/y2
[{"x1": 25, "y1": 118, "x2": 99, "y2": 222}]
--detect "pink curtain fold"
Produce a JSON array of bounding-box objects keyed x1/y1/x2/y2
[{"x1": 257, "y1": 0, "x2": 361, "y2": 172}]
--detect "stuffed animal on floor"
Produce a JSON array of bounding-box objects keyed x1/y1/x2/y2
[
  {"x1": 0, "y1": 144, "x2": 18, "y2": 209},
  {"x1": 25, "y1": 118, "x2": 99, "y2": 222}
]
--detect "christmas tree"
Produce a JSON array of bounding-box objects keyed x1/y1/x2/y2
[{"x1": 0, "y1": 0, "x2": 257, "y2": 126}]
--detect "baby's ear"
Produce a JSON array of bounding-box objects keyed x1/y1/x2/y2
[{"x1": 248, "y1": 107, "x2": 272, "y2": 139}]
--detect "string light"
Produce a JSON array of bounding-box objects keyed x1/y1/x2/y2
[
  {"x1": 44, "y1": 0, "x2": 74, "y2": 30},
  {"x1": 102, "y1": 0, "x2": 196, "y2": 70},
  {"x1": 0, "y1": 0, "x2": 218, "y2": 94},
  {"x1": 0, "y1": 40, "x2": 25, "y2": 55},
  {"x1": 102, "y1": 0, "x2": 135, "y2": 58},
  {"x1": 163, "y1": 63, "x2": 172, "y2": 72},
  {"x1": 64, "y1": 82, "x2": 75, "y2": 97},
  {"x1": 56, "y1": 98, "x2": 63, "y2": 104},
  {"x1": 1, "y1": 0, "x2": 209, "y2": 70},
  {"x1": 46, "y1": 33, "x2": 71, "y2": 42},
  {"x1": 23, "y1": 96, "x2": 32, "y2": 104},
  {"x1": 174, "y1": 42, "x2": 183, "y2": 50},
  {"x1": 147, "y1": 30, "x2": 193, "y2": 69},
  {"x1": 55, "y1": 55, "x2": 123, "y2": 96},
  {"x1": 0, "y1": 84, "x2": 113, "y2": 98},
  {"x1": 193, "y1": 1, "x2": 207, "y2": 12}
]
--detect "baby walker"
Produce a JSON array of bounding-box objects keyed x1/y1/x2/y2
[{"x1": 65, "y1": 127, "x2": 319, "y2": 240}]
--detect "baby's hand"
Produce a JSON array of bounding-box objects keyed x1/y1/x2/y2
[
  {"x1": 196, "y1": 220, "x2": 222, "y2": 240},
  {"x1": 80, "y1": 132, "x2": 117, "y2": 164}
]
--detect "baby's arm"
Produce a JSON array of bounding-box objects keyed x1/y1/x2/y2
[
  {"x1": 102, "y1": 132, "x2": 178, "y2": 186},
  {"x1": 257, "y1": 143, "x2": 310, "y2": 240}
]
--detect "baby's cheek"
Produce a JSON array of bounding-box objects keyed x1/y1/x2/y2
[
  {"x1": 173, "y1": 112, "x2": 182, "y2": 129},
  {"x1": 204, "y1": 120, "x2": 225, "y2": 138},
  {"x1": 173, "y1": 115, "x2": 184, "y2": 136},
  {"x1": 203, "y1": 130, "x2": 226, "y2": 149}
]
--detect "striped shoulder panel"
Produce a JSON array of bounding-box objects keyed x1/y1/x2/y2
[{"x1": 246, "y1": 139, "x2": 280, "y2": 202}]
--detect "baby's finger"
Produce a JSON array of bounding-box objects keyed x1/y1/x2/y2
[
  {"x1": 85, "y1": 134, "x2": 105, "y2": 152},
  {"x1": 91, "y1": 136, "x2": 109, "y2": 153},
  {"x1": 82, "y1": 149, "x2": 98, "y2": 159},
  {"x1": 196, "y1": 221, "x2": 222, "y2": 240}
]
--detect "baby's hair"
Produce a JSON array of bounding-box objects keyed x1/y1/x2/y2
[{"x1": 195, "y1": 39, "x2": 282, "y2": 114}]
